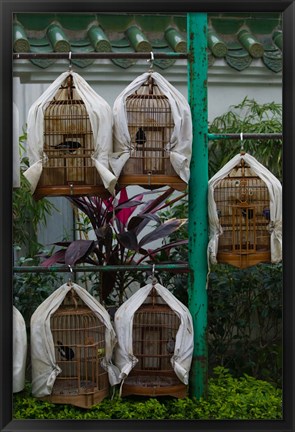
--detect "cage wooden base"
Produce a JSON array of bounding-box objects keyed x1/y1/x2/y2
[
  {"x1": 41, "y1": 380, "x2": 109, "y2": 409},
  {"x1": 121, "y1": 374, "x2": 187, "y2": 398},
  {"x1": 33, "y1": 185, "x2": 111, "y2": 200},
  {"x1": 217, "y1": 249, "x2": 271, "y2": 269},
  {"x1": 118, "y1": 156, "x2": 188, "y2": 191},
  {"x1": 117, "y1": 174, "x2": 187, "y2": 192}
]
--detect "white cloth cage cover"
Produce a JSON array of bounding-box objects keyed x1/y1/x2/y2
[
  {"x1": 110, "y1": 71, "x2": 192, "y2": 183},
  {"x1": 30, "y1": 283, "x2": 120, "y2": 398},
  {"x1": 13, "y1": 306, "x2": 27, "y2": 393},
  {"x1": 23, "y1": 71, "x2": 117, "y2": 195},
  {"x1": 208, "y1": 152, "x2": 282, "y2": 266},
  {"x1": 114, "y1": 282, "x2": 194, "y2": 385}
]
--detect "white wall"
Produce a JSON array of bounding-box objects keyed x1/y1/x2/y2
[
  {"x1": 13, "y1": 58, "x2": 282, "y2": 126},
  {"x1": 208, "y1": 61, "x2": 282, "y2": 120}
]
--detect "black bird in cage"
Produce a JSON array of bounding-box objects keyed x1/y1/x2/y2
[
  {"x1": 241, "y1": 208, "x2": 254, "y2": 219},
  {"x1": 53, "y1": 141, "x2": 82, "y2": 153},
  {"x1": 135, "y1": 127, "x2": 146, "y2": 147},
  {"x1": 263, "y1": 208, "x2": 270, "y2": 220},
  {"x1": 57, "y1": 341, "x2": 75, "y2": 361},
  {"x1": 166, "y1": 334, "x2": 176, "y2": 355}
]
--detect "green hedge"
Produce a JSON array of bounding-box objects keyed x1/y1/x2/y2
[
  {"x1": 14, "y1": 367, "x2": 282, "y2": 420},
  {"x1": 208, "y1": 263, "x2": 282, "y2": 386}
]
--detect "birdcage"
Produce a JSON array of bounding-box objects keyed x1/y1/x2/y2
[
  {"x1": 119, "y1": 287, "x2": 188, "y2": 398},
  {"x1": 34, "y1": 75, "x2": 108, "y2": 199},
  {"x1": 213, "y1": 158, "x2": 272, "y2": 268},
  {"x1": 117, "y1": 75, "x2": 187, "y2": 191},
  {"x1": 42, "y1": 289, "x2": 109, "y2": 408}
]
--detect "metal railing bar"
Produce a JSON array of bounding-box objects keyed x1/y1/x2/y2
[
  {"x1": 13, "y1": 52, "x2": 189, "y2": 60},
  {"x1": 13, "y1": 264, "x2": 189, "y2": 273},
  {"x1": 208, "y1": 133, "x2": 282, "y2": 140}
]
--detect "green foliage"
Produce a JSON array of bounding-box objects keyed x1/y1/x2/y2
[
  {"x1": 13, "y1": 173, "x2": 57, "y2": 257},
  {"x1": 13, "y1": 368, "x2": 282, "y2": 420},
  {"x1": 13, "y1": 131, "x2": 57, "y2": 257},
  {"x1": 208, "y1": 97, "x2": 282, "y2": 180},
  {"x1": 13, "y1": 256, "x2": 64, "y2": 330},
  {"x1": 208, "y1": 263, "x2": 282, "y2": 386},
  {"x1": 176, "y1": 367, "x2": 282, "y2": 420}
]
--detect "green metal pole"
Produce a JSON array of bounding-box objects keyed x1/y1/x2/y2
[{"x1": 187, "y1": 12, "x2": 208, "y2": 399}]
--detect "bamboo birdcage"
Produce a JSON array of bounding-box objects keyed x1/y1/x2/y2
[
  {"x1": 214, "y1": 158, "x2": 271, "y2": 268},
  {"x1": 34, "y1": 75, "x2": 107, "y2": 199},
  {"x1": 42, "y1": 289, "x2": 109, "y2": 408},
  {"x1": 119, "y1": 75, "x2": 187, "y2": 191},
  {"x1": 121, "y1": 287, "x2": 187, "y2": 398}
]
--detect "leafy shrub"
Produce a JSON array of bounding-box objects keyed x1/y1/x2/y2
[
  {"x1": 13, "y1": 256, "x2": 64, "y2": 331},
  {"x1": 208, "y1": 97, "x2": 282, "y2": 180},
  {"x1": 13, "y1": 131, "x2": 57, "y2": 257},
  {"x1": 194, "y1": 366, "x2": 282, "y2": 420},
  {"x1": 208, "y1": 263, "x2": 282, "y2": 386},
  {"x1": 13, "y1": 368, "x2": 282, "y2": 420}
]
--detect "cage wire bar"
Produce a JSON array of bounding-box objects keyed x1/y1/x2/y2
[{"x1": 12, "y1": 14, "x2": 283, "y2": 401}]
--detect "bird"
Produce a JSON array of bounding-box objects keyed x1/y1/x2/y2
[
  {"x1": 52, "y1": 141, "x2": 82, "y2": 153},
  {"x1": 97, "y1": 347, "x2": 105, "y2": 357},
  {"x1": 135, "y1": 127, "x2": 146, "y2": 147},
  {"x1": 166, "y1": 334, "x2": 175, "y2": 355},
  {"x1": 263, "y1": 208, "x2": 270, "y2": 220},
  {"x1": 241, "y1": 208, "x2": 254, "y2": 219},
  {"x1": 57, "y1": 340, "x2": 75, "y2": 361}
]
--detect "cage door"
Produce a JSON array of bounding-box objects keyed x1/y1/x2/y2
[{"x1": 232, "y1": 204, "x2": 256, "y2": 253}]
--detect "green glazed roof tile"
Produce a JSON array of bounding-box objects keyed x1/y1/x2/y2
[
  {"x1": 111, "y1": 44, "x2": 137, "y2": 69},
  {"x1": 153, "y1": 45, "x2": 176, "y2": 70},
  {"x1": 13, "y1": 12, "x2": 282, "y2": 73},
  {"x1": 263, "y1": 51, "x2": 282, "y2": 73},
  {"x1": 226, "y1": 52, "x2": 252, "y2": 71},
  {"x1": 29, "y1": 38, "x2": 55, "y2": 69},
  {"x1": 71, "y1": 44, "x2": 95, "y2": 69}
]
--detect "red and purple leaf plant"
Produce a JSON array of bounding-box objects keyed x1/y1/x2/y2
[{"x1": 41, "y1": 187, "x2": 188, "y2": 304}]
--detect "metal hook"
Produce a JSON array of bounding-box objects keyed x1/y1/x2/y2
[
  {"x1": 240, "y1": 132, "x2": 245, "y2": 154},
  {"x1": 68, "y1": 51, "x2": 72, "y2": 72},
  {"x1": 68, "y1": 264, "x2": 73, "y2": 285},
  {"x1": 151, "y1": 263, "x2": 157, "y2": 285},
  {"x1": 147, "y1": 51, "x2": 154, "y2": 71}
]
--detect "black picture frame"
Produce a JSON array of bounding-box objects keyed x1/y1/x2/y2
[{"x1": 1, "y1": 1, "x2": 294, "y2": 431}]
